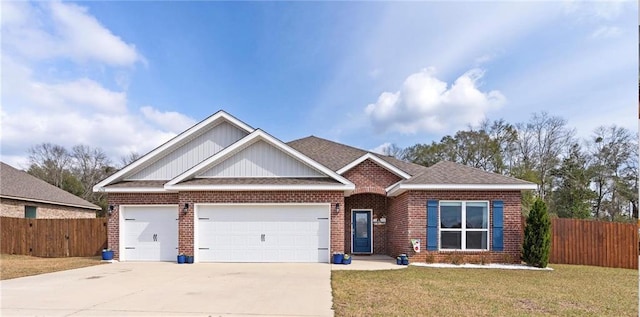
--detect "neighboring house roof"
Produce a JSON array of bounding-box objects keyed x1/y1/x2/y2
[
  {"x1": 0, "y1": 162, "x2": 101, "y2": 210},
  {"x1": 287, "y1": 136, "x2": 428, "y2": 176}
]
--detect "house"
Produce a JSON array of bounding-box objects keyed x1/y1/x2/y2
[
  {"x1": 93, "y1": 111, "x2": 536, "y2": 263},
  {"x1": 1, "y1": 162, "x2": 100, "y2": 218}
]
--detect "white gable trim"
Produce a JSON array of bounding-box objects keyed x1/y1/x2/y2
[
  {"x1": 337, "y1": 153, "x2": 411, "y2": 179},
  {"x1": 99, "y1": 187, "x2": 173, "y2": 193},
  {"x1": 93, "y1": 111, "x2": 254, "y2": 192},
  {"x1": 386, "y1": 183, "x2": 538, "y2": 197},
  {"x1": 166, "y1": 184, "x2": 355, "y2": 192},
  {"x1": 165, "y1": 129, "x2": 354, "y2": 189}
]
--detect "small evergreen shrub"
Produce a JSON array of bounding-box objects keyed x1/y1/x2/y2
[{"x1": 522, "y1": 199, "x2": 552, "y2": 268}]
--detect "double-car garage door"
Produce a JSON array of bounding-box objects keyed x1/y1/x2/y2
[{"x1": 121, "y1": 204, "x2": 330, "y2": 263}]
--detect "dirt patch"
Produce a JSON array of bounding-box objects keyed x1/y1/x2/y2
[{"x1": 1, "y1": 254, "x2": 104, "y2": 280}]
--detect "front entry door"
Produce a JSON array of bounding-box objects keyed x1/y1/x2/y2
[{"x1": 352, "y1": 210, "x2": 372, "y2": 253}]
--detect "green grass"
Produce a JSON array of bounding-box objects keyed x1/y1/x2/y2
[{"x1": 332, "y1": 264, "x2": 637, "y2": 316}]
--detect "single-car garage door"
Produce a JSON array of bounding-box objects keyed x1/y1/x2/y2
[
  {"x1": 197, "y1": 204, "x2": 330, "y2": 263},
  {"x1": 121, "y1": 206, "x2": 178, "y2": 261}
]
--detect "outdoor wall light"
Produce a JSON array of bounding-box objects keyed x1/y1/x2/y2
[
  {"x1": 335, "y1": 203, "x2": 340, "y2": 213},
  {"x1": 108, "y1": 205, "x2": 115, "y2": 216},
  {"x1": 183, "y1": 203, "x2": 189, "y2": 215}
]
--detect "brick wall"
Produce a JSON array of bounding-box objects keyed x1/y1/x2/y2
[
  {"x1": 402, "y1": 190, "x2": 523, "y2": 264},
  {"x1": 387, "y1": 193, "x2": 409, "y2": 258},
  {"x1": 344, "y1": 193, "x2": 388, "y2": 254},
  {"x1": 0, "y1": 198, "x2": 96, "y2": 219},
  {"x1": 108, "y1": 191, "x2": 344, "y2": 260},
  {"x1": 108, "y1": 193, "x2": 179, "y2": 260},
  {"x1": 343, "y1": 159, "x2": 402, "y2": 195}
]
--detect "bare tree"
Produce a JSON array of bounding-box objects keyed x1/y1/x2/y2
[
  {"x1": 71, "y1": 145, "x2": 112, "y2": 201},
  {"x1": 516, "y1": 112, "x2": 575, "y2": 200},
  {"x1": 27, "y1": 143, "x2": 72, "y2": 188},
  {"x1": 119, "y1": 151, "x2": 141, "y2": 168},
  {"x1": 588, "y1": 125, "x2": 636, "y2": 220}
]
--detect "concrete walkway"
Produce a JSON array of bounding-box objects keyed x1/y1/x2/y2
[
  {"x1": 1, "y1": 262, "x2": 333, "y2": 317},
  {"x1": 331, "y1": 255, "x2": 408, "y2": 271}
]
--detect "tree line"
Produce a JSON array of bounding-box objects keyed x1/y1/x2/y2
[
  {"x1": 25, "y1": 144, "x2": 139, "y2": 217},
  {"x1": 385, "y1": 112, "x2": 638, "y2": 222}
]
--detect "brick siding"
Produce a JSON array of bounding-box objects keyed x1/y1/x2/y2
[
  {"x1": 108, "y1": 191, "x2": 344, "y2": 261},
  {"x1": 343, "y1": 159, "x2": 402, "y2": 195},
  {"x1": 344, "y1": 193, "x2": 388, "y2": 254},
  {"x1": 0, "y1": 198, "x2": 96, "y2": 219},
  {"x1": 394, "y1": 190, "x2": 523, "y2": 264}
]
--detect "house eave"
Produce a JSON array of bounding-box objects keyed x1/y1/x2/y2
[
  {"x1": 386, "y1": 183, "x2": 538, "y2": 196},
  {"x1": 0, "y1": 194, "x2": 102, "y2": 210},
  {"x1": 164, "y1": 184, "x2": 356, "y2": 192},
  {"x1": 337, "y1": 153, "x2": 411, "y2": 179}
]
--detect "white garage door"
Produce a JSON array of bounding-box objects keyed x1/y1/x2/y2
[
  {"x1": 197, "y1": 204, "x2": 330, "y2": 263},
  {"x1": 121, "y1": 206, "x2": 178, "y2": 261}
]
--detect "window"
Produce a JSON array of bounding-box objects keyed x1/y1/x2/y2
[
  {"x1": 25, "y1": 206, "x2": 37, "y2": 219},
  {"x1": 439, "y1": 201, "x2": 488, "y2": 250}
]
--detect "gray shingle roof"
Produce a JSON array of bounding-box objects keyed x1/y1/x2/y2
[
  {"x1": 0, "y1": 162, "x2": 101, "y2": 210},
  {"x1": 404, "y1": 161, "x2": 535, "y2": 185},
  {"x1": 287, "y1": 136, "x2": 428, "y2": 176}
]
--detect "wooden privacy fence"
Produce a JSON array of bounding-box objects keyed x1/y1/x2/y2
[
  {"x1": 1, "y1": 217, "x2": 108, "y2": 257},
  {"x1": 523, "y1": 216, "x2": 638, "y2": 269}
]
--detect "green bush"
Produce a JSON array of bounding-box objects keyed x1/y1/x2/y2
[{"x1": 522, "y1": 199, "x2": 551, "y2": 268}]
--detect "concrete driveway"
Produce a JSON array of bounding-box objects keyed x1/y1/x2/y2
[{"x1": 0, "y1": 262, "x2": 333, "y2": 317}]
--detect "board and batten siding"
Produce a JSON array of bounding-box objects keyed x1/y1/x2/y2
[
  {"x1": 127, "y1": 122, "x2": 248, "y2": 180},
  {"x1": 199, "y1": 140, "x2": 324, "y2": 178}
]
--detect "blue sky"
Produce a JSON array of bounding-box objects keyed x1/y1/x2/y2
[{"x1": 1, "y1": 1, "x2": 637, "y2": 168}]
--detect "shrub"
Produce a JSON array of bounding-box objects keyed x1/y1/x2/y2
[{"x1": 522, "y1": 199, "x2": 551, "y2": 268}]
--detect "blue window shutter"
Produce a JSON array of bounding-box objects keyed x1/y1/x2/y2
[
  {"x1": 492, "y1": 200, "x2": 504, "y2": 251},
  {"x1": 427, "y1": 200, "x2": 438, "y2": 251}
]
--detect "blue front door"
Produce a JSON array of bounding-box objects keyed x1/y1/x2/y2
[{"x1": 353, "y1": 210, "x2": 371, "y2": 253}]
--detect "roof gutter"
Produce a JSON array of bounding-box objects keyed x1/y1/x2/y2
[
  {"x1": 386, "y1": 183, "x2": 538, "y2": 196},
  {"x1": 0, "y1": 195, "x2": 102, "y2": 210}
]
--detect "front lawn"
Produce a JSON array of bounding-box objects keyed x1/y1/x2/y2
[
  {"x1": 0, "y1": 254, "x2": 104, "y2": 280},
  {"x1": 332, "y1": 264, "x2": 637, "y2": 316}
]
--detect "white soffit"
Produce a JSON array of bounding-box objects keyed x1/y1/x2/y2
[{"x1": 386, "y1": 183, "x2": 539, "y2": 196}]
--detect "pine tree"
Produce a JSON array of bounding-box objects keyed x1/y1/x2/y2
[{"x1": 522, "y1": 199, "x2": 551, "y2": 268}]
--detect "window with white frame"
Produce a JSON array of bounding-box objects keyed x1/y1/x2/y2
[{"x1": 439, "y1": 201, "x2": 489, "y2": 250}]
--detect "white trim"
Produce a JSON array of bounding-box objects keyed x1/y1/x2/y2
[
  {"x1": 194, "y1": 203, "x2": 332, "y2": 263},
  {"x1": 93, "y1": 111, "x2": 254, "y2": 192},
  {"x1": 337, "y1": 153, "x2": 411, "y2": 179},
  {"x1": 387, "y1": 183, "x2": 538, "y2": 196},
  {"x1": 165, "y1": 184, "x2": 355, "y2": 192},
  {"x1": 438, "y1": 201, "x2": 490, "y2": 251},
  {"x1": 351, "y1": 209, "x2": 373, "y2": 254},
  {"x1": 0, "y1": 195, "x2": 101, "y2": 210},
  {"x1": 100, "y1": 187, "x2": 171, "y2": 193},
  {"x1": 118, "y1": 204, "x2": 180, "y2": 262},
  {"x1": 165, "y1": 129, "x2": 355, "y2": 188},
  {"x1": 193, "y1": 203, "x2": 332, "y2": 207}
]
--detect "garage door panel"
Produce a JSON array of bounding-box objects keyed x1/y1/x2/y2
[
  {"x1": 197, "y1": 205, "x2": 330, "y2": 263},
  {"x1": 122, "y1": 206, "x2": 178, "y2": 262}
]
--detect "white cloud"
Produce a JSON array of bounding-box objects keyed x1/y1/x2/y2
[
  {"x1": 590, "y1": 26, "x2": 622, "y2": 39},
  {"x1": 370, "y1": 142, "x2": 392, "y2": 155},
  {"x1": 1, "y1": 1, "x2": 144, "y2": 66},
  {"x1": 0, "y1": 1, "x2": 193, "y2": 166},
  {"x1": 365, "y1": 67, "x2": 505, "y2": 134},
  {"x1": 141, "y1": 106, "x2": 197, "y2": 133}
]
